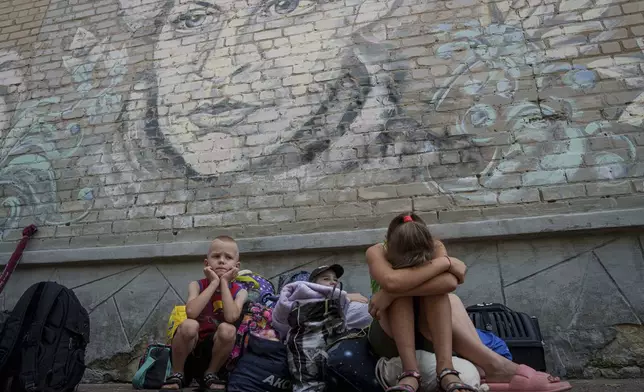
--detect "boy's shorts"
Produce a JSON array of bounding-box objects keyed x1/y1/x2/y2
[
  {"x1": 184, "y1": 334, "x2": 232, "y2": 385},
  {"x1": 184, "y1": 334, "x2": 216, "y2": 382}
]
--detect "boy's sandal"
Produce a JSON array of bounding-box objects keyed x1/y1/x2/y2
[
  {"x1": 159, "y1": 372, "x2": 185, "y2": 391},
  {"x1": 437, "y1": 368, "x2": 478, "y2": 392},
  {"x1": 385, "y1": 370, "x2": 422, "y2": 392},
  {"x1": 203, "y1": 372, "x2": 227, "y2": 391}
]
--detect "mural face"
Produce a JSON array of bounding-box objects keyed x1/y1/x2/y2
[
  {"x1": 123, "y1": 0, "x2": 393, "y2": 178},
  {"x1": 0, "y1": 0, "x2": 642, "y2": 237},
  {"x1": 118, "y1": 0, "x2": 643, "y2": 187}
]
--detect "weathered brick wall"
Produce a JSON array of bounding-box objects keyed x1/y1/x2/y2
[{"x1": 0, "y1": 0, "x2": 643, "y2": 248}]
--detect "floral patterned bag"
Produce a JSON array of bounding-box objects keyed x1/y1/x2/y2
[{"x1": 229, "y1": 302, "x2": 279, "y2": 365}]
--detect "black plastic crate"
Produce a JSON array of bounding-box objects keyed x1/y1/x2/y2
[{"x1": 467, "y1": 303, "x2": 546, "y2": 371}]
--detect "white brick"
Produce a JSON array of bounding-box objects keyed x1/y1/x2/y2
[
  {"x1": 334, "y1": 202, "x2": 372, "y2": 217},
  {"x1": 499, "y1": 189, "x2": 540, "y2": 204},
  {"x1": 254, "y1": 29, "x2": 282, "y2": 41},
  {"x1": 314, "y1": 18, "x2": 346, "y2": 31},
  {"x1": 222, "y1": 211, "x2": 258, "y2": 225},
  {"x1": 284, "y1": 192, "x2": 319, "y2": 206},
  {"x1": 453, "y1": 191, "x2": 498, "y2": 207},
  {"x1": 284, "y1": 23, "x2": 314, "y2": 36},
  {"x1": 259, "y1": 208, "x2": 295, "y2": 223},
  {"x1": 541, "y1": 184, "x2": 587, "y2": 201},
  {"x1": 623, "y1": 1, "x2": 644, "y2": 13},
  {"x1": 375, "y1": 199, "x2": 412, "y2": 214},
  {"x1": 249, "y1": 195, "x2": 283, "y2": 209},
  {"x1": 522, "y1": 170, "x2": 567, "y2": 186},
  {"x1": 586, "y1": 181, "x2": 632, "y2": 196},
  {"x1": 296, "y1": 206, "x2": 335, "y2": 220},
  {"x1": 194, "y1": 214, "x2": 223, "y2": 227},
  {"x1": 358, "y1": 186, "x2": 398, "y2": 200},
  {"x1": 283, "y1": 74, "x2": 313, "y2": 86}
]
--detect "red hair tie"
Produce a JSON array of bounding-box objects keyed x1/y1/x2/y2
[{"x1": 403, "y1": 215, "x2": 413, "y2": 223}]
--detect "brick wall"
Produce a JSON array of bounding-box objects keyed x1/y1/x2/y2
[{"x1": 0, "y1": 0, "x2": 643, "y2": 249}]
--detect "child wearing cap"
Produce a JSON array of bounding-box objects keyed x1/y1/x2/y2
[
  {"x1": 272, "y1": 263, "x2": 372, "y2": 392},
  {"x1": 307, "y1": 264, "x2": 372, "y2": 329}
]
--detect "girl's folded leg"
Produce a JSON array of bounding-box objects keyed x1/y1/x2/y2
[
  {"x1": 369, "y1": 296, "x2": 421, "y2": 391},
  {"x1": 444, "y1": 294, "x2": 571, "y2": 391},
  {"x1": 419, "y1": 294, "x2": 476, "y2": 392}
]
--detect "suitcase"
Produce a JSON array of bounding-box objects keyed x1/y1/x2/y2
[{"x1": 466, "y1": 303, "x2": 546, "y2": 371}]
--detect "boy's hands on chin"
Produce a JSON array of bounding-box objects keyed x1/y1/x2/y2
[
  {"x1": 368, "y1": 290, "x2": 394, "y2": 320},
  {"x1": 220, "y1": 267, "x2": 239, "y2": 283},
  {"x1": 204, "y1": 267, "x2": 220, "y2": 286}
]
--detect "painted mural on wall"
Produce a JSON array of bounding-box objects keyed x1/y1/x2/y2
[
  {"x1": 115, "y1": 0, "x2": 643, "y2": 187},
  {"x1": 118, "y1": 0, "x2": 644, "y2": 196},
  {"x1": 0, "y1": 25, "x2": 129, "y2": 238},
  {"x1": 0, "y1": 0, "x2": 643, "y2": 237},
  {"x1": 118, "y1": 0, "x2": 399, "y2": 180},
  {"x1": 420, "y1": 2, "x2": 644, "y2": 198}
]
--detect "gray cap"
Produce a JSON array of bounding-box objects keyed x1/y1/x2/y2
[{"x1": 308, "y1": 264, "x2": 344, "y2": 283}]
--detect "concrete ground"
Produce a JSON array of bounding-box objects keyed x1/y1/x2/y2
[{"x1": 77, "y1": 379, "x2": 642, "y2": 391}]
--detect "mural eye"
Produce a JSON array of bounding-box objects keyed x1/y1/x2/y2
[
  {"x1": 274, "y1": 0, "x2": 299, "y2": 14},
  {"x1": 185, "y1": 14, "x2": 206, "y2": 28},
  {"x1": 175, "y1": 9, "x2": 214, "y2": 30},
  {"x1": 262, "y1": 0, "x2": 315, "y2": 16}
]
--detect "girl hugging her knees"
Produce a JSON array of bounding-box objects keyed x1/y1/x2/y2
[{"x1": 367, "y1": 213, "x2": 572, "y2": 392}]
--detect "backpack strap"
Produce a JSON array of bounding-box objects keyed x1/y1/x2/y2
[
  {"x1": 20, "y1": 282, "x2": 64, "y2": 392},
  {"x1": 0, "y1": 282, "x2": 44, "y2": 374},
  {"x1": 132, "y1": 356, "x2": 156, "y2": 389}
]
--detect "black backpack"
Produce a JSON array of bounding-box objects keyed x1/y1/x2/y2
[
  {"x1": 0, "y1": 281, "x2": 90, "y2": 392},
  {"x1": 466, "y1": 302, "x2": 546, "y2": 371}
]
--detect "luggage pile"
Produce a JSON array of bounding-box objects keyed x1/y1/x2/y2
[{"x1": 133, "y1": 266, "x2": 549, "y2": 392}]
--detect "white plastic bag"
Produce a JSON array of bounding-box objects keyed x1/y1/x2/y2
[{"x1": 375, "y1": 350, "x2": 488, "y2": 391}]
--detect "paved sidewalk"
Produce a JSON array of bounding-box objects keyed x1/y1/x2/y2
[{"x1": 78, "y1": 379, "x2": 642, "y2": 391}]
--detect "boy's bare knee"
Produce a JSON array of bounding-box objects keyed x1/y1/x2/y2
[
  {"x1": 177, "y1": 319, "x2": 199, "y2": 339},
  {"x1": 215, "y1": 322, "x2": 237, "y2": 343}
]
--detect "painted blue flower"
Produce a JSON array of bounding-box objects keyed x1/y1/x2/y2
[
  {"x1": 69, "y1": 123, "x2": 81, "y2": 135},
  {"x1": 78, "y1": 188, "x2": 94, "y2": 201},
  {"x1": 562, "y1": 68, "x2": 596, "y2": 90}
]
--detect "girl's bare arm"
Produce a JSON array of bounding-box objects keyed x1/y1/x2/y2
[
  {"x1": 384, "y1": 273, "x2": 458, "y2": 297},
  {"x1": 367, "y1": 243, "x2": 452, "y2": 293},
  {"x1": 433, "y1": 239, "x2": 448, "y2": 258}
]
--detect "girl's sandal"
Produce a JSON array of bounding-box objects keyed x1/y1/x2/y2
[
  {"x1": 159, "y1": 372, "x2": 185, "y2": 391},
  {"x1": 203, "y1": 372, "x2": 227, "y2": 391},
  {"x1": 386, "y1": 370, "x2": 422, "y2": 391},
  {"x1": 438, "y1": 368, "x2": 478, "y2": 392}
]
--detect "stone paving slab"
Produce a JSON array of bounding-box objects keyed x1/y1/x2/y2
[{"x1": 78, "y1": 379, "x2": 643, "y2": 392}]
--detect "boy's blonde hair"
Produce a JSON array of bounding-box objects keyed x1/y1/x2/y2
[{"x1": 213, "y1": 235, "x2": 236, "y2": 243}]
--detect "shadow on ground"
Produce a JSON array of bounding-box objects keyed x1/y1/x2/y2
[{"x1": 78, "y1": 379, "x2": 643, "y2": 392}]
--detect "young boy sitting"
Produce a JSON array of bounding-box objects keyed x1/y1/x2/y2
[
  {"x1": 161, "y1": 236, "x2": 248, "y2": 391},
  {"x1": 307, "y1": 264, "x2": 373, "y2": 330}
]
